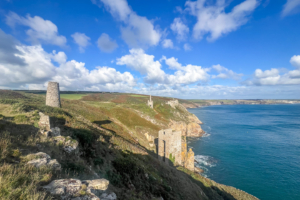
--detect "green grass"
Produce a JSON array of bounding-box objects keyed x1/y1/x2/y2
[
  {"x1": 60, "y1": 94, "x2": 88, "y2": 100},
  {"x1": 129, "y1": 95, "x2": 147, "y2": 98}
]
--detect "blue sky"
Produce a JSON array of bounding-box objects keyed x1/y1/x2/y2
[{"x1": 0, "y1": 0, "x2": 299, "y2": 99}]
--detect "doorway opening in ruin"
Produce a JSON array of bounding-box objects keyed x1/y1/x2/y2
[{"x1": 163, "y1": 140, "x2": 166, "y2": 162}]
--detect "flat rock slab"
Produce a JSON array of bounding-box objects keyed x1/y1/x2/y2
[{"x1": 84, "y1": 179, "x2": 109, "y2": 190}]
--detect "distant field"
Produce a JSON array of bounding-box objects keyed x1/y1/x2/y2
[
  {"x1": 130, "y1": 94, "x2": 147, "y2": 97},
  {"x1": 60, "y1": 94, "x2": 88, "y2": 100}
]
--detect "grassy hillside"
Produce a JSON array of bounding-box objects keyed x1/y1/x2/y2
[{"x1": 0, "y1": 90, "x2": 257, "y2": 200}]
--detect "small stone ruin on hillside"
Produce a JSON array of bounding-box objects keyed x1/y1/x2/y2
[
  {"x1": 46, "y1": 82, "x2": 61, "y2": 108},
  {"x1": 166, "y1": 99, "x2": 179, "y2": 109},
  {"x1": 147, "y1": 95, "x2": 153, "y2": 109}
]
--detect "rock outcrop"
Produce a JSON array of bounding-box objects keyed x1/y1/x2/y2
[
  {"x1": 194, "y1": 167, "x2": 204, "y2": 174},
  {"x1": 26, "y1": 152, "x2": 61, "y2": 171},
  {"x1": 186, "y1": 122, "x2": 205, "y2": 137},
  {"x1": 169, "y1": 120, "x2": 204, "y2": 138},
  {"x1": 43, "y1": 178, "x2": 116, "y2": 200},
  {"x1": 53, "y1": 136, "x2": 79, "y2": 154},
  {"x1": 185, "y1": 148, "x2": 194, "y2": 171}
]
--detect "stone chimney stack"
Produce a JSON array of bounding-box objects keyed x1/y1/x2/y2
[{"x1": 46, "y1": 82, "x2": 61, "y2": 108}]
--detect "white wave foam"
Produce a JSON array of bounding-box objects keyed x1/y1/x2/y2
[
  {"x1": 202, "y1": 133, "x2": 210, "y2": 137},
  {"x1": 194, "y1": 155, "x2": 217, "y2": 167}
]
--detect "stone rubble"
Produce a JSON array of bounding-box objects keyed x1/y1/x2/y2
[
  {"x1": 26, "y1": 152, "x2": 61, "y2": 171},
  {"x1": 43, "y1": 178, "x2": 116, "y2": 200},
  {"x1": 51, "y1": 127, "x2": 61, "y2": 136},
  {"x1": 53, "y1": 136, "x2": 79, "y2": 154}
]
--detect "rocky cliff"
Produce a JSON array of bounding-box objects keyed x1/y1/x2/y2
[
  {"x1": 169, "y1": 114, "x2": 205, "y2": 137},
  {"x1": 181, "y1": 99, "x2": 300, "y2": 108}
]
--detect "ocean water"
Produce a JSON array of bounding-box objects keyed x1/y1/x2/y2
[{"x1": 188, "y1": 104, "x2": 300, "y2": 200}]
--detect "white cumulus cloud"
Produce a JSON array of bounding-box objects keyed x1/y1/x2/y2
[
  {"x1": 93, "y1": 0, "x2": 161, "y2": 48},
  {"x1": 183, "y1": 43, "x2": 192, "y2": 51},
  {"x1": 185, "y1": 0, "x2": 259, "y2": 41},
  {"x1": 117, "y1": 49, "x2": 209, "y2": 85},
  {"x1": 97, "y1": 33, "x2": 118, "y2": 53},
  {"x1": 162, "y1": 39, "x2": 174, "y2": 49},
  {"x1": 290, "y1": 55, "x2": 300, "y2": 68},
  {"x1": 6, "y1": 12, "x2": 67, "y2": 47},
  {"x1": 170, "y1": 18, "x2": 189, "y2": 41},
  {"x1": 243, "y1": 56, "x2": 300, "y2": 86},
  {"x1": 117, "y1": 49, "x2": 167, "y2": 84},
  {"x1": 211, "y1": 64, "x2": 243, "y2": 80},
  {"x1": 71, "y1": 32, "x2": 91, "y2": 53},
  {"x1": 282, "y1": 0, "x2": 300, "y2": 17},
  {"x1": 0, "y1": 29, "x2": 135, "y2": 91}
]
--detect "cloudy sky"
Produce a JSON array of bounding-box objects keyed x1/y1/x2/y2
[{"x1": 0, "y1": 0, "x2": 300, "y2": 99}]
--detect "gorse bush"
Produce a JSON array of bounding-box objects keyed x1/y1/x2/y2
[{"x1": 73, "y1": 129, "x2": 95, "y2": 145}]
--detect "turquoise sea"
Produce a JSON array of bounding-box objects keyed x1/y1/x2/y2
[{"x1": 188, "y1": 104, "x2": 300, "y2": 200}]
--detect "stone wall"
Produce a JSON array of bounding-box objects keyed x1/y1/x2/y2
[
  {"x1": 157, "y1": 129, "x2": 182, "y2": 165},
  {"x1": 38, "y1": 112, "x2": 51, "y2": 131},
  {"x1": 46, "y1": 82, "x2": 61, "y2": 108},
  {"x1": 166, "y1": 99, "x2": 179, "y2": 109}
]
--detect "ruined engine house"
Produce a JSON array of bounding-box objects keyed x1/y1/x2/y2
[{"x1": 157, "y1": 129, "x2": 182, "y2": 166}]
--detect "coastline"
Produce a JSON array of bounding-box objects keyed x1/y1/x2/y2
[{"x1": 182, "y1": 99, "x2": 300, "y2": 108}]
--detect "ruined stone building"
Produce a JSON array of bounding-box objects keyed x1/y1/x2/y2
[
  {"x1": 147, "y1": 95, "x2": 153, "y2": 109},
  {"x1": 156, "y1": 129, "x2": 195, "y2": 171},
  {"x1": 157, "y1": 129, "x2": 182, "y2": 165},
  {"x1": 166, "y1": 99, "x2": 179, "y2": 109},
  {"x1": 46, "y1": 82, "x2": 61, "y2": 108}
]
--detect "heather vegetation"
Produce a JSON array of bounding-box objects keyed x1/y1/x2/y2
[{"x1": 0, "y1": 90, "x2": 257, "y2": 200}]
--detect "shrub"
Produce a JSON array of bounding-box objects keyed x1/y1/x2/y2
[
  {"x1": 94, "y1": 158, "x2": 104, "y2": 166},
  {"x1": 61, "y1": 161, "x2": 85, "y2": 172},
  {"x1": 169, "y1": 153, "x2": 175, "y2": 164},
  {"x1": 105, "y1": 169, "x2": 122, "y2": 186},
  {"x1": 73, "y1": 129, "x2": 94, "y2": 145},
  {"x1": 14, "y1": 115, "x2": 29, "y2": 123}
]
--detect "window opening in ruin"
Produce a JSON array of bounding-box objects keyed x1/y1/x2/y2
[{"x1": 163, "y1": 140, "x2": 166, "y2": 162}]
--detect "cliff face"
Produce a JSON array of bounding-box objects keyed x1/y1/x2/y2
[{"x1": 169, "y1": 114, "x2": 204, "y2": 137}]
